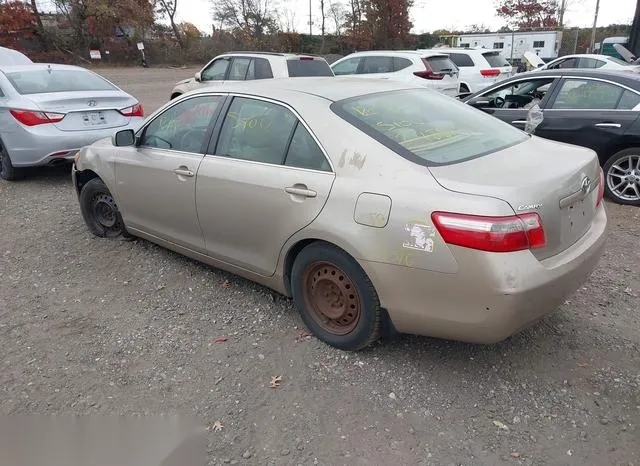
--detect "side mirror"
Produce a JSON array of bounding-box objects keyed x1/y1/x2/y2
[
  {"x1": 112, "y1": 129, "x2": 135, "y2": 147},
  {"x1": 194, "y1": 71, "x2": 202, "y2": 82}
]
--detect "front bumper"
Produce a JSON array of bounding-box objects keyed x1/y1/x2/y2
[{"x1": 361, "y1": 205, "x2": 608, "y2": 344}]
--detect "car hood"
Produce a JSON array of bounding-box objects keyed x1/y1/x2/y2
[{"x1": 176, "y1": 77, "x2": 193, "y2": 85}]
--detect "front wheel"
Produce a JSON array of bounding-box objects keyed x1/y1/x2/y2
[
  {"x1": 603, "y1": 148, "x2": 640, "y2": 206},
  {"x1": 79, "y1": 177, "x2": 132, "y2": 238},
  {"x1": 291, "y1": 242, "x2": 381, "y2": 351}
]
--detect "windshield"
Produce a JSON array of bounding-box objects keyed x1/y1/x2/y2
[
  {"x1": 286, "y1": 58, "x2": 334, "y2": 77},
  {"x1": 5, "y1": 69, "x2": 116, "y2": 95},
  {"x1": 331, "y1": 89, "x2": 528, "y2": 166}
]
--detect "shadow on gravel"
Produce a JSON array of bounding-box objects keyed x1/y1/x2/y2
[{"x1": 10, "y1": 164, "x2": 73, "y2": 183}]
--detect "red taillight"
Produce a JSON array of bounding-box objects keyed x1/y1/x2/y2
[
  {"x1": 120, "y1": 103, "x2": 144, "y2": 117},
  {"x1": 431, "y1": 211, "x2": 546, "y2": 253},
  {"x1": 413, "y1": 70, "x2": 444, "y2": 80},
  {"x1": 10, "y1": 109, "x2": 65, "y2": 126},
  {"x1": 480, "y1": 69, "x2": 501, "y2": 77},
  {"x1": 596, "y1": 168, "x2": 604, "y2": 207},
  {"x1": 299, "y1": 56, "x2": 314, "y2": 61}
]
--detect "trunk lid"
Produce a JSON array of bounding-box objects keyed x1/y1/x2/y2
[
  {"x1": 428, "y1": 136, "x2": 601, "y2": 260},
  {"x1": 482, "y1": 51, "x2": 513, "y2": 78},
  {"x1": 27, "y1": 91, "x2": 136, "y2": 131}
]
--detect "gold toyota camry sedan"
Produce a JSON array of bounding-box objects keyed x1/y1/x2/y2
[{"x1": 72, "y1": 77, "x2": 607, "y2": 351}]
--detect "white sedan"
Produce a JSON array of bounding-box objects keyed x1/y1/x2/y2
[{"x1": 529, "y1": 53, "x2": 640, "y2": 72}]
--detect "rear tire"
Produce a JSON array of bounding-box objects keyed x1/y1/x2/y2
[
  {"x1": 603, "y1": 148, "x2": 640, "y2": 206},
  {"x1": 0, "y1": 143, "x2": 25, "y2": 181},
  {"x1": 291, "y1": 242, "x2": 381, "y2": 351},
  {"x1": 79, "y1": 178, "x2": 133, "y2": 239}
]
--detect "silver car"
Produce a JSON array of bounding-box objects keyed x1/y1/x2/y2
[{"x1": 0, "y1": 63, "x2": 144, "y2": 180}]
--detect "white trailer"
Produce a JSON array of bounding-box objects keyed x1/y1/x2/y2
[{"x1": 451, "y1": 31, "x2": 563, "y2": 61}]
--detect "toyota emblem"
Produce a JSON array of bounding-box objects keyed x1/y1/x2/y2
[
  {"x1": 581, "y1": 176, "x2": 591, "y2": 194},
  {"x1": 87, "y1": 100, "x2": 97, "y2": 107}
]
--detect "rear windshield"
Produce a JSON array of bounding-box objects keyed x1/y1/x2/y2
[
  {"x1": 447, "y1": 53, "x2": 475, "y2": 67},
  {"x1": 483, "y1": 52, "x2": 510, "y2": 67},
  {"x1": 331, "y1": 89, "x2": 528, "y2": 166},
  {"x1": 286, "y1": 58, "x2": 334, "y2": 77},
  {"x1": 424, "y1": 56, "x2": 457, "y2": 73},
  {"x1": 5, "y1": 69, "x2": 116, "y2": 95}
]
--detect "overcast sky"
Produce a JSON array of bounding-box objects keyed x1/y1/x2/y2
[{"x1": 175, "y1": 0, "x2": 636, "y2": 35}]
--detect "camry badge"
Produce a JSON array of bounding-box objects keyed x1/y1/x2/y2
[
  {"x1": 87, "y1": 100, "x2": 97, "y2": 107},
  {"x1": 517, "y1": 203, "x2": 543, "y2": 211}
]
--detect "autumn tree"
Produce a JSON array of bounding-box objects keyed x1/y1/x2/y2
[
  {"x1": 212, "y1": 0, "x2": 278, "y2": 44},
  {"x1": 364, "y1": 0, "x2": 413, "y2": 48},
  {"x1": 0, "y1": 1, "x2": 35, "y2": 49},
  {"x1": 496, "y1": 0, "x2": 559, "y2": 30},
  {"x1": 328, "y1": 2, "x2": 346, "y2": 36},
  {"x1": 156, "y1": 0, "x2": 184, "y2": 48}
]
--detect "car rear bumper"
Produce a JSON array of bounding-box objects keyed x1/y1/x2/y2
[
  {"x1": 3, "y1": 118, "x2": 143, "y2": 167},
  {"x1": 361, "y1": 205, "x2": 607, "y2": 344}
]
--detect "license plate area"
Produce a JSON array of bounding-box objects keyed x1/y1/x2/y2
[
  {"x1": 560, "y1": 197, "x2": 592, "y2": 244},
  {"x1": 82, "y1": 111, "x2": 107, "y2": 126}
]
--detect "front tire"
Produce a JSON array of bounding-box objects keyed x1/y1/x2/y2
[
  {"x1": 291, "y1": 242, "x2": 381, "y2": 351},
  {"x1": 603, "y1": 148, "x2": 640, "y2": 206},
  {"x1": 79, "y1": 178, "x2": 132, "y2": 238},
  {"x1": 0, "y1": 143, "x2": 25, "y2": 181}
]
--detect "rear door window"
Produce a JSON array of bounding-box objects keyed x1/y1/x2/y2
[
  {"x1": 331, "y1": 57, "x2": 361, "y2": 75},
  {"x1": 447, "y1": 53, "x2": 475, "y2": 67},
  {"x1": 228, "y1": 57, "x2": 252, "y2": 80},
  {"x1": 359, "y1": 56, "x2": 395, "y2": 74},
  {"x1": 550, "y1": 79, "x2": 625, "y2": 110},
  {"x1": 286, "y1": 58, "x2": 333, "y2": 77},
  {"x1": 482, "y1": 52, "x2": 510, "y2": 67},
  {"x1": 215, "y1": 97, "x2": 297, "y2": 164},
  {"x1": 618, "y1": 90, "x2": 640, "y2": 109},
  {"x1": 284, "y1": 123, "x2": 331, "y2": 171}
]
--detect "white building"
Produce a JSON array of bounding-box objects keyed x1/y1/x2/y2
[{"x1": 441, "y1": 31, "x2": 563, "y2": 62}]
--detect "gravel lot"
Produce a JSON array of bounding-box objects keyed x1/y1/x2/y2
[{"x1": 1, "y1": 67, "x2": 639, "y2": 465}]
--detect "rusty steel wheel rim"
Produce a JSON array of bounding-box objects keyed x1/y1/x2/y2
[{"x1": 302, "y1": 261, "x2": 362, "y2": 335}]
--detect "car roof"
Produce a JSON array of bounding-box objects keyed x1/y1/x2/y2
[
  {"x1": 424, "y1": 47, "x2": 501, "y2": 53},
  {"x1": 184, "y1": 76, "x2": 419, "y2": 103},
  {"x1": 497, "y1": 68, "x2": 640, "y2": 88},
  {"x1": 217, "y1": 51, "x2": 324, "y2": 60},
  {"x1": 341, "y1": 50, "x2": 443, "y2": 57},
  {"x1": 0, "y1": 46, "x2": 32, "y2": 65},
  {"x1": 552, "y1": 54, "x2": 614, "y2": 60}
]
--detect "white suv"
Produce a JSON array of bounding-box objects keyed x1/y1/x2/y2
[
  {"x1": 330, "y1": 50, "x2": 461, "y2": 97},
  {"x1": 419, "y1": 47, "x2": 512, "y2": 94},
  {"x1": 170, "y1": 52, "x2": 334, "y2": 99}
]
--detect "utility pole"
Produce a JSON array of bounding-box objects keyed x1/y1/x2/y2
[
  {"x1": 309, "y1": 0, "x2": 313, "y2": 36},
  {"x1": 558, "y1": 0, "x2": 566, "y2": 28},
  {"x1": 589, "y1": 0, "x2": 600, "y2": 53}
]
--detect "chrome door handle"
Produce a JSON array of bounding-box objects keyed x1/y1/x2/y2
[
  {"x1": 595, "y1": 123, "x2": 621, "y2": 128},
  {"x1": 285, "y1": 186, "x2": 317, "y2": 198},
  {"x1": 511, "y1": 120, "x2": 527, "y2": 124},
  {"x1": 174, "y1": 168, "x2": 194, "y2": 177}
]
